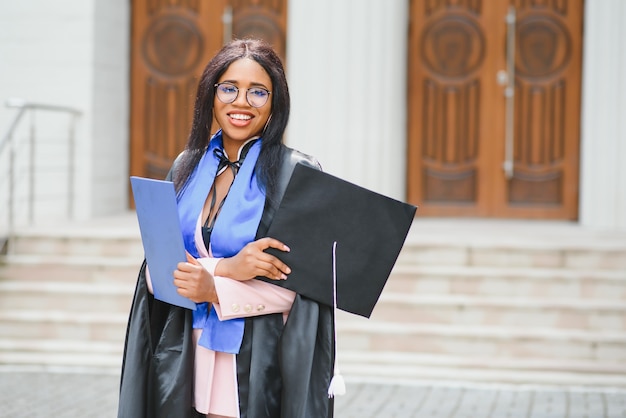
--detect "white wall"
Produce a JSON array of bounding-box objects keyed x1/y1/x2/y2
[
  {"x1": 91, "y1": 0, "x2": 130, "y2": 216},
  {"x1": 0, "y1": 1, "x2": 93, "y2": 228},
  {"x1": 0, "y1": 0, "x2": 129, "y2": 231},
  {"x1": 579, "y1": 0, "x2": 626, "y2": 230},
  {"x1": 286, "y1": 0, "x2": 409, "y2": 201}
]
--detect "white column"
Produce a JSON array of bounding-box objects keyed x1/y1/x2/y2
[
  {"x1": 287, "y1": 0, "x2": 409, "y2": 200},
  {"x1": 91, "y1": 0, "x2": 130, "y2": 216},
  {"x1": 580, "y1": 0, "x2": 626, "y2": 230}
]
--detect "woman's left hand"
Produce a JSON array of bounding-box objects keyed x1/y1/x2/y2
[
  {"x1": 215, "y1": 237, "x2": 291, "y2": 281},
  {"x1": 173, "y1": 252, "x2": 218, "y2": 303}
]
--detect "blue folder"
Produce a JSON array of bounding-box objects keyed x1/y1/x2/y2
[{"x1": 130, "y1": 176, "x2": 196, "y2": 310}]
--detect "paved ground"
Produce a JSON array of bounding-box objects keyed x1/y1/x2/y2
[{"x1": 2, "y1": 366, "x2": 626, "y2": 417}]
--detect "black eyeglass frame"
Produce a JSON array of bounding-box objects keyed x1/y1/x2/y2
[{"x1": 213, "y1": 82, "x2": 272, "y2": 108}]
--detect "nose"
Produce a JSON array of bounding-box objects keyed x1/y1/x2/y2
[{"x1": 233, "y1": 89, "x2": 249, "y2": 107}]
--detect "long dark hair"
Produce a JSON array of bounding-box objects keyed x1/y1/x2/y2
[{"x1": 173, "y1": 38, "x2": 289, "y2": 201}]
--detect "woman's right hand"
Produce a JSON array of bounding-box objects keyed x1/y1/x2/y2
[{"x1": 215, "y1": 237, "x2": 291, "y2": 281}]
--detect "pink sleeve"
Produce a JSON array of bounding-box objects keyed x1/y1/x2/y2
[
  {"x1": 196, "y1": 256, "x2": 295, "y2": 320},
  {"x1": 145, "y1": 266, "x2": 154, "y2": 294},
  {"x1": 212, "y1": 277, "x2": 296, "y2": 320}
]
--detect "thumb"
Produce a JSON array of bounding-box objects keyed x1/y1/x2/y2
[{"x1": 186, "y1": 251, "x2": 200, "y2": 265}]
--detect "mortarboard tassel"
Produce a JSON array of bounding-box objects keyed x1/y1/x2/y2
[{"x1": 328, "y1": 241, "x2": 346, "y2": 398}]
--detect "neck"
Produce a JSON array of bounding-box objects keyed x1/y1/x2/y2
[{"x1": 222, "y1": 136, "x2": 260, "y2": 162}]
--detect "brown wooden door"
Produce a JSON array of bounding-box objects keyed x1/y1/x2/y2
[
  {"x1": 407, "y1": 0, "x2": 583, "y2": 220},
  {"x1": 130, "y1": 0, "x2": 288, "y2": 182}
]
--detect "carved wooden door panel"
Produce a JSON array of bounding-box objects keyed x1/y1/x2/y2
[
  {"x1": 130, "y1": 0, "x2": 288, "y2": 182},
  {"x1": 407, "y1": 0, "x2": 582, "y2": 219},
  {"x1": 227, "y1": 0, "x2": 288, "y2": 61}
]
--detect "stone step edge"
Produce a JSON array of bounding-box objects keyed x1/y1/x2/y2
[
  {"x1": 13, "y1": 222, "x2": 626, "y2": 252},
  {"x1": 0, "y1": 281, "x2": 134, "y2": 295},
  {"x1": 3, "y1": 339, "x2": 623, "y2": 377},
  {"x1": 339, "y1": 350, "x2": 626, "y2": 375},
  {"x1": 0, "y1": 310, "x2": 128, "y2": 324},
  {"x1": 0, "y1": 339, "x2": 123, "y2": 370},
  {"x1": 377, "y1": 292, "x2": 626, "y2": 310},
  {"x1": 390, "y1": 264, "x2": 626, "y2": 280},
  {"x1": 3, "y1": 356, "x2": 624, "y2": 388},
  {"x1": 10, "y1": 225, "x2": 140, "y2": 240},
  {"x1": 1, "y1": 310, "x2": 625, "y2": 343},
  {"x1": 5, "y1": 256, "x2": 624, "y2": 279},
  {"x1": 3, "y1": 281, "x2": 624, "y2": 311},
  {"x1": 0, "y1": 338, "x2": 122, "y2": 354},
  {"x1": 335, "y1": 319, "x2": 626, "y2": 343},
  {"x1": 402, "y1": 229, "x2": 626, "y2": 251},
  {"x1": 339, "y1": 362, "x2": 626, "y2": 388},
  {"x1": 0, "y1": 352, "x2": 121, "y2": 369},
  {"x1": 1, "y1": 253, "x2": 142, "y2": 267},
  {"x1": 401, "y1": 241, "x2": 626, "y2": 253}
]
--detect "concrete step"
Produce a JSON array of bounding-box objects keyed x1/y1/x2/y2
[
  {"x1": 339, "y1": 350, "x2": 626, "y2": 376},
  {"x1": 336, "y1": 316, "x2": 626, "y2": 362},
  {"x1": 8, "y1": 235, "x2": 143, "y2": 259},
  {"x1": 371, "y1": 292, "x2": 626, "y2": 331},
  {"x1": 0, "y1": 310, "x2": 127, "y2": 343},
  {"x1": 0, "y1": 254, "x2": 141, "y2": 283},
  {"x1": 397, "y1": 242, "x2": 626, "y2": 269},
  {"x1": 9, "y1": 216, "x2": 626, "y2": 270},
  {"x1": 0, "y1": 281, "x2": 134, "y2": 312},
  {"x1": 399, "y1": 219, "x2": 626, "y2": 270},
  {"x1": 387, "y1": 264, "x2": 626, "y2": 300},
  {"x1": 7, "y1": 213, "x2": 142, "y2": 259},
  {"x1": 338, "y1": 351, "x2": 626, "y2": 387},
  {"x1": 0, "y1": 338, "x2": 122, "y2": 369},
  {"x1": 3, "y1": 215, "x2": 626, "y2": 383}
]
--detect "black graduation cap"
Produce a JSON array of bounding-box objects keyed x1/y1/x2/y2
[{"x1": 261, "y1": 163, "x2": 417, "y2": 318}]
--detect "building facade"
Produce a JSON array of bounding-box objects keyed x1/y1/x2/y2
[{"x1": 0, "y1": 0, "x2": 624, "y2": 232}]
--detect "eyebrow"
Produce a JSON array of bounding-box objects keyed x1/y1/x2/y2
[{"x1": 221, "y1": 79, "x2": 270, "y2": 90}]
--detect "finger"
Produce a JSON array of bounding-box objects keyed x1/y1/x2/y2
[
  {"x1": 269, "y1": 257, "x2": 291, "y2": 276},
  {"x1": 249, "y1": 250, "x2": 291, "y2": 275},
  {"x1": 173, "y1": 276, "x2": 187, "y2": 290},
  {"x1": 260, "y1": 252, "x2": 291, "y2": 276},
  {"x1": 186, "y1": 251, "x2": 200, "y2": 265},
  {"x1": 173, "y1": 270, "x2": 190, "y2": 282},
  {"x1": 256, "y1": 259, "x2": 288, "y2": 280},
  {"x1": 176, "y1": 262, "x2": 193, "y2": 273},
  {"x1": 258, "y1": 237, "x2": 290, "y2": 253}
]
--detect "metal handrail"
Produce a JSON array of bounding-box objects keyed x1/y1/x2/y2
[
  {"x1": 1, "y1": 98, "x2": 82, "y2": 253},
  {"x1": 0, "y1": 98, "x2": 82, "y2": 153}
]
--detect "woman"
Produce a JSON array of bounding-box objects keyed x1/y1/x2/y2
[{"x1": 118, "y1": 39, "x2": 334, "y2": 418}]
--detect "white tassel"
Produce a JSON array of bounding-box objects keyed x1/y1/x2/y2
[
  {"x1": 328, "y1": 366, "x2": 346, "y2": 398},
  {"x1": 328, "y1": 241, "x2": 346, "y2": 398}
]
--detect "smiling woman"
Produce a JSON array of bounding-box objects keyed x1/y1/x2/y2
[
  {"x1": 118, "y1": 39, "x2": 335, "y2": 418},
  {"x1": 213, "y1": 58, "x2": 273, "y2": 155}
]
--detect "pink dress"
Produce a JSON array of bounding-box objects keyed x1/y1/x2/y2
[{"x1": 147, "y1": 212, "x2": 295, "y2": 418}]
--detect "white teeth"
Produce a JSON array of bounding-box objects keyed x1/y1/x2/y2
[{"x1": 230, "y1": 114, "x2": 252, "y2": 120}]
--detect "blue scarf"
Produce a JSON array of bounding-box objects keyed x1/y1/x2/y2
[{"x1": 176, "y1": 131, "x2": 265, "y2": 353}]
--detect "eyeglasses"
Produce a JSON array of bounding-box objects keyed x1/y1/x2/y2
[{"x1": 214, "y1": 82, "x2": 271, "y2": 108}]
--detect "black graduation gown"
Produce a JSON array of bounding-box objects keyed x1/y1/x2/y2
[{"x1": 117, "y1": 147, "x2": 335, "y2": 418}]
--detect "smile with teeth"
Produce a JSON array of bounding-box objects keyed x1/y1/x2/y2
[{"x1": 229, "y1": 113, "x2": 252, "y2": 120}]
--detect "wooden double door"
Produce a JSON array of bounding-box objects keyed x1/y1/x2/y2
[
  {"x1": 130, "y1": 0, "x2": 288, "y2": 181},
  {"x1": 407, "y1": 0, "x2": 583, "y2": 219}
]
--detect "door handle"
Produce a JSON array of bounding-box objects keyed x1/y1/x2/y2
[{"x1": 501, "y1": 6, "x2": 516, "y2": 179}]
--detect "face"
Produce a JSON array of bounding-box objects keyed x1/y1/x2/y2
[{"x1": 213, "y1": 58, "x2": 273, "y2": 152}]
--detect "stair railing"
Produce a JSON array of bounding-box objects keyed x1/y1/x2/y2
[{"x1": 0, "y1": 98, "x2": 82, "y2": 254}]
